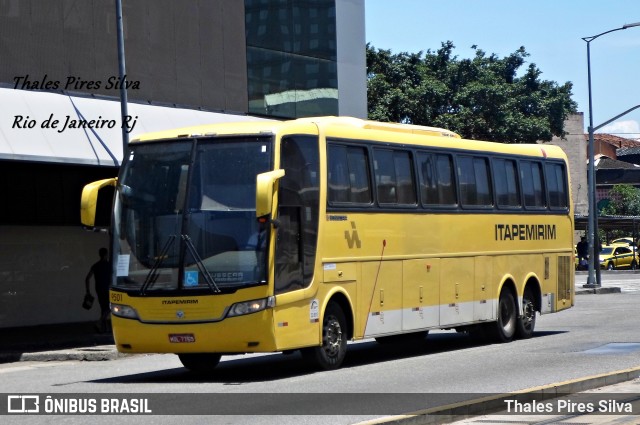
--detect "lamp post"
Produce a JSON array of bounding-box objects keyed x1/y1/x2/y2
[
  {"x1": 116, "y1": 0, "x2": 129, "y2": 162},
  {"x1": 582, "y1": 22, "x2": 640, "y2": 288}
]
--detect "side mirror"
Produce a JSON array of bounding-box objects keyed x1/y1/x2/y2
[
  {"x1": 256, "y1": 169, "x2": 285, "y2": 218},
  {"x1": 81, "y1": 178, "x2": 117, "y2": 227}
]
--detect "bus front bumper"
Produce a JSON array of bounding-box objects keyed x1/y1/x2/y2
[{"x1": 111, "y1": 311, "x2": 277, "y2": 354}]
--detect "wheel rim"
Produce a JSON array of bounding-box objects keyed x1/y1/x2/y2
[
  {"x1": 322, "y1": 314, "x2": 343, "y2": 359},
  {"x1": 521, "y1": 299, "x2": 535, "y2": 331}
]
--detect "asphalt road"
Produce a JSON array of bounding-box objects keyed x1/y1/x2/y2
[{"x1": 2, "y1": 278, "x2": 640, "y2": 425}]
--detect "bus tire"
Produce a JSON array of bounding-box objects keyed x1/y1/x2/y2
[
  {"x1": 302, "y1": 302, "x2": 347, "y2": 370},
  {"x1": 516, "y1": 288, "x2": 537, "y2": 339},
  {"x1": 490, "y1": 289, "x2": 517, "y2": 343},
  {"x1": 178, "y1": 353, "x2": 221, "y2": 373}
]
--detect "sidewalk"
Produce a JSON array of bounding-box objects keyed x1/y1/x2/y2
[
  {"x1": 574, "y1": 270, "x2": 628, "y2": 294},
  {"x1": 0, "y1": 321, "x2": 120, "y2": 363}
]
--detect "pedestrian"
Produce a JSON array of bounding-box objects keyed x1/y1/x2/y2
[
  {"x1": 85, "y1": 247, "x2": 111, "y2": 333},
  {"x1": 576, "y1": 236, "x2": 588, "y2": 270}
]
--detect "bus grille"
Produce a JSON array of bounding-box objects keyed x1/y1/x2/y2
[{"x1": 557, "y1": 255, "x2": 572, "y2": 300}]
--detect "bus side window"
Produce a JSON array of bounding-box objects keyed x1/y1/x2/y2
[
  {"x1": 521, "y1": 161, "x2": 546, "y2": 208},
  {"x1": 457, "y1": 155, "x2": 492, "y2": 207},
  {"x1": 328, "y1": 143, "x2": 371, "y2": 205},
  {"x1": 373, "y1": 148, "x2": 417, "y2": 206},
  {"x1": 545, "y1": 162, "x2": 568, "y2": 209},
  {"x1": 435, "y1": 154, "x2": 457, "y2": 205},
  {"x1": 419, "y1": 152, "x2": 457, "y2": 207},
  {"x1": 494, "y1": 158, "x2": 521, "y2": 208}
]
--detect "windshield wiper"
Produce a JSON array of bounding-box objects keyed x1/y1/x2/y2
[
  {"x1": 181, "y1": 234, "x2": 221, "y2": 293},
  {"x1": 141, "y1": 235, "x2": 176, "y2": 294}
]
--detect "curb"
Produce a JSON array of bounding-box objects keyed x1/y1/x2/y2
[
  {"x1": 575, "y1": 287, "x2": 622, "y2": 295},
  {"x1": 357, "y1": 366, "x2": 640, "y2": 425},
  {"x1": 0, "y1": 345, "x2": 122, "y2": 363}
]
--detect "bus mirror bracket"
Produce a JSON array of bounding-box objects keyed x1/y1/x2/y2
[
  {"x1": 81, "y1": 178, "x2": 117, "y2": 228},
  {"x1": 256, "y1": 169, "x2": 285, "y2": 219}
]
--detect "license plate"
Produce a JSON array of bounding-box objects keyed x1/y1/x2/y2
[{"x1": 169, "y1": 334, "x2": 196, "y2": 343}]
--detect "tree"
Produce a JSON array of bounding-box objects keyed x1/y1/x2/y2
[
  {"x1": 600, "y1": 184, "x2": 640, "y2": 216},
  {"x1": 367, "y1": 41, "x2": 577, "y2": 143}
]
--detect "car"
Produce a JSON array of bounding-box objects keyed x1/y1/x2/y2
[
  {"x1": 599, "y1": 245, "x2": 639, "y2": 270},
  {"x1": 611, "y1": 237, "x2": 636, "y2": 247}
]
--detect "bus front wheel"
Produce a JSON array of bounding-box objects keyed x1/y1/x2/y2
[
  {"x1": 490, "y1": 289, "x2": 517, "y2": 343},
  {"x1": 302, "y1": 302, "x2": 347, "y2": 370},
  {"x1": 178, "y1": 353, "x2": 221, "y2": 373}
]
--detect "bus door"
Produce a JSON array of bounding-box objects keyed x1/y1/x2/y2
[{"x1": 272, "y1": 135, "x2": 320, "y2": 350}]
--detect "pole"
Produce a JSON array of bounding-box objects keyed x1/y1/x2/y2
[
  {"x1": 581, "y1": 22, "x2": 640, "y2": 288},
  {"x1": 585, "y1": 40, "x2": 597, "y2": 287},
  {"x1": 116, "y1": 0, "x2": 129, "y2": 162}
]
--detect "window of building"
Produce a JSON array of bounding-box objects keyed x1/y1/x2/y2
[{"x1": 245, "y1": 0, "x2": 338, "y2": 118}]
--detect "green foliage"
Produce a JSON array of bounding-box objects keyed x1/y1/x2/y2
[
  {"x1": 367, "y1": 42, "x2": 577, "y2": 143},
  {"x1": 600, "y1": 184, "x2": 640, "y2": 216}
]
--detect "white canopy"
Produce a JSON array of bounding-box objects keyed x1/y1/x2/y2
[{"x1": 0, "y1": 88, "x2": 270, "y2": 166}]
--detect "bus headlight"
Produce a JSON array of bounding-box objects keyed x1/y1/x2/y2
[
  {"x1": 227, "y1": 296, "x2": 275, "y2": 318},
  {"x1": 111, "y1": 303, "x2": 139, "y2": 319}
]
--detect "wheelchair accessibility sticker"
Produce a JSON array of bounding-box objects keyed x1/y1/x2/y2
[{"x1": 184, "y1": 271, "x2": 199, "y2": 287}]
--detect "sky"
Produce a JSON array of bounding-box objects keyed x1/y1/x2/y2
[{"x1": 365, "y1": 0, "x2": 640, "y2": 140}]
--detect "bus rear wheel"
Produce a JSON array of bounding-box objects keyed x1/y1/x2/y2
[
  {"x1": 490, "y1": 289, "x2": 517, "y2": 342},
  {"x1": 516, "y1": 288, "x2": 537, "y2": 339},
  {"x1": 302, "y1": 302, "x2": 347, "y2": 370},
  {"x1": 178, "y1": 353, "x2": 221, "y2": 373}
]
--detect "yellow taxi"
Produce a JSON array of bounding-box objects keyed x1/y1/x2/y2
[{"x1": 599, "y1": 245, "x2": 639, "y2": 270}]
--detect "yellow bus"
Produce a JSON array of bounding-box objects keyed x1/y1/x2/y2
[{"x1": 81, "y1": 116, "x2": 574, "y2": 372}]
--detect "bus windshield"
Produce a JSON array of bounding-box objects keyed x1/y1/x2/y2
[{"x1": 113, "y1": 136, "x2": 273, "y2": 293}]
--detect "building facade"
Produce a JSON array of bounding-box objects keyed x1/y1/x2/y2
[{"x1": 0, "y1": 0, "x2": 366, "y2": 328}]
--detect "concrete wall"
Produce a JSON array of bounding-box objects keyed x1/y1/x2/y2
[
  {"x1": 0, "y1": 0, "x2": 248, "y2": 113},
  {"x1": 0, "y1": 226, "x2": 108, "y2": 328},
  {"x1": 544, "y1": 113, "x2": 588, "y2": 217},
  {"x1": 336, "y1": 0, "x2": 367, "y2": 118}
]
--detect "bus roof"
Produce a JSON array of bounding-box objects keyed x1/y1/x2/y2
[{"x1": 131, "y1": 116, "x2": 566, "y2": 160}]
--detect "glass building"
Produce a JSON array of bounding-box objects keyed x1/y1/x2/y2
[{"x1": 245, "y1": 0, "x2": 338, "y2": 118}]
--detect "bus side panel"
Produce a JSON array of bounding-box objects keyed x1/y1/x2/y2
[
  {"x1": 402, "y1": 259, "x2": 440, "y2": 331},
  {"x1": 360, "y1": 260, "x2": 402, "y2": 337},
  {"x1": 439, "y1": 257, "x2": 474, "y2": 326},
  {"x1": 556, "y1": 254, "x2": 573, "y2": 311},
  {"x1": 474, "y1": 256, "x2": 495, "y2": 321},
  {"x1": 272, "y1": 296, "x2": 321, "y2": 351}
]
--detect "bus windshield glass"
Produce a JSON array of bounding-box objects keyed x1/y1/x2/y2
[{"x1": 112, "y1": 136, "x2": 273, "y2": 293}]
